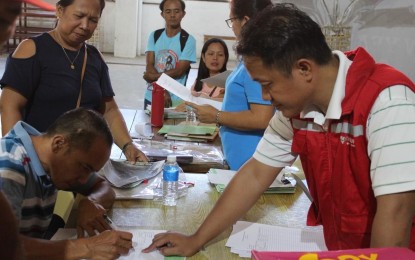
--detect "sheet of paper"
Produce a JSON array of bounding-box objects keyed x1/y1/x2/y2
[
  {"x1": 226, "y1": 221, "x2": 326, "y2": 257},
  {"x1": 52, "y1": 228, "x2": 183, "y2": 260},
  {"x1": 156, "y1": 73, "x2": 222, "y2": 110},
  {"x1": 207, "y1": 168, "x2": 295, "y2": 188},
  {"x1": 200, "y1": 70, "x2": 232, "y2": 87}
]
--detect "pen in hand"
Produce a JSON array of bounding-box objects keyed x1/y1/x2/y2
[{"x1": 103, "y1": 214, "x2": 119, "y2": 230}]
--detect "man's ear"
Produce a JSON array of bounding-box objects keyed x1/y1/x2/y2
[
  {"x1": 51, "y1": 135, "x2": 66, "y2": 153},
  {"x1": 296, "y1": 59, "x2": 312, "y2": 79}
]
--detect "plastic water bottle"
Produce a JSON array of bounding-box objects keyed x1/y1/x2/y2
[
  {"x1": 185, "y1": 105, "x2": 198, "y2": 125},
  {"x1": 162, "y1": 155, "x2": 180, "y2": 206}
]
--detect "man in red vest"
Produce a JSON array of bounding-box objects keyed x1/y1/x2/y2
[{"x1": 143, "y1": 3, "x2": 415, "y2": 257}]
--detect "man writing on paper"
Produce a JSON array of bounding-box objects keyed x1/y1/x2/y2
[
  {"x1": 143, "y1": 0, "x2": 196, "y2": 108},
  {"x1": 143, "y1": 4, "x2": 415, "y2": 256},
  {"x1": 0, "y1": 108, "x2": 133, "y2": 259}
]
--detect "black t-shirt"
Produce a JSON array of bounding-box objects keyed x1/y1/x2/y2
[{"x1": 0, "y1": 33, "x2": 114, "y2": 132}]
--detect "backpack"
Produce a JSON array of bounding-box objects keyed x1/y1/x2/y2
[{"x1": 153, "y1": 28, "x2": 191, "y2": 84}]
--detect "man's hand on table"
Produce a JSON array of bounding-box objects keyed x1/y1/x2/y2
[
  {"x1": 123, "y1": 142, "x2": 149, "y2": 163},
  {"x1": 76, "y1": 199, "x2": 112, "y2": 237},
  {"x1": 142, "y1": 232, "x2": 203, "y2": 257},
  {"x1": 70, "y1": 230, "x2": 133, "y2": 259}
]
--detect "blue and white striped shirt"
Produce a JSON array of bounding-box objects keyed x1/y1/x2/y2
[{"x1": 0, "y1": 121, "x2": 56, "y2": 238}]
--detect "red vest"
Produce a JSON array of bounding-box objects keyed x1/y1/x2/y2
[{"x1": 291, "y1": 48, "x2": 415, "y2": 250}]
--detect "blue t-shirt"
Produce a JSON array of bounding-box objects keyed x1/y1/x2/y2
[
  {"x1": 219, "y1": 62, "x2": 272, "y2": 170},
  {"x1": 145, "y1": 29, "x2": 196, "y2": 107},
  {"x1": 0, "y1": 33, "x2": 114, "y2": 132}
]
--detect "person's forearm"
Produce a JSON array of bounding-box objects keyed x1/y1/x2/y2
[
  {"x1": 163, "y1": 67, "x2": 187, "y2": 80},
  {"x1": 21, "y1": 235, "x2": 87, "y2": 260},
  {"x1": 86, "y1": 180, "x2": 115, "y2": 210},
  {"x1": 217, "y1": 107, "x2": 273, "y2": 131},
  {"x1": 370, "y1": 192, "x2": 415, "y2": 248},
  {"x1": 0, "y1": 108, "x2": 22, "y2": 136},
  {"x1": 192, "y1": 159, "x2": 281, "y2": 249},
  {"x1": 103, "y1": 105, "x2": 132, "y2": 150},
  {"x1": 144, "y1": 71, "x2": 161, "y2": 82}
]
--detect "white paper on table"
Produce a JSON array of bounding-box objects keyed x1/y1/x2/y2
[
  {"x1": 200, "y1": 70, "x2": 232, "y2": 87},
  {"x1": 156, "y1": 73, "x2": 222, "y2": 110},
  {"x1": 226, "y1": 221, "x2": 327, "y2": 255},
  {"x1": 52, "y1": 228, "x2": 174, "y2": 260},
  {"x1": 207, "y1": 168, "x2": 295, "y2": 188}
]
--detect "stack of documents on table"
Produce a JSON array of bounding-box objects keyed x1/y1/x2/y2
[
  {"x1": 133, "y1": 139, "x2": 224, "y2": 167},
  {"x1": 158, "y1": 124, "x2": 218, "y2": 142},
  {"x1": 52, "y1": 228, "x2": 184, "y2": 260},
  {"x1": 100, "y1": 159, "x2": 164, "y2": 189},
  {"x1": 207, "y1": 168, "x2": 296, "y2": 193},
  {"x1": 226, "y1": 221, "x2": 327, "y2": 258}
]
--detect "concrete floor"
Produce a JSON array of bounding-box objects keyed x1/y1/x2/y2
[{"x1": 0, "y1": 53, "x2": 236, "y2": 110}]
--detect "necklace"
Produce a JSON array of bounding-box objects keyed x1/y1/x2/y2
[
  {"x1": 54, "y1": 31, "x2": 83, "y2": 70},
  {"x1": 61, "y1": 45, "x2": 81, "y2": 70}
]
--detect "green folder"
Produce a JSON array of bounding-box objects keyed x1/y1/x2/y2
[{"x1": 158, "y1": 125, "x2": 216, "y2": 135}]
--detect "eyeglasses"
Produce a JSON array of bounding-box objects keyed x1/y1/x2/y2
[{"x1": 225, "y1": 17, "x2": 238, "y2": 28}]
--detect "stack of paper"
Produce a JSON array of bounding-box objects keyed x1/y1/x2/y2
[
  {"x1": 226, "y1": 221, "x2": 326, "y2": 258},
  {"x1": 158, "y1": 124, "x2": 218, "y2": 142},
  {"x1": 207, "y1": 168, "x2": 296, "y2": 193}
]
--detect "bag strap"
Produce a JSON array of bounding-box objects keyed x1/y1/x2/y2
[
  {"x1": 76, "y1": 45, "x2": 87, "y2": 108},
  {"x1": 179, "y1": 29, "x2": 189, "y2": 52},
  {"x1": 153, "y1": 28, "x2": 164, "y2": 45},
  {"x1": 154, "y1": 28, "x2": 189, "y2": 52}
]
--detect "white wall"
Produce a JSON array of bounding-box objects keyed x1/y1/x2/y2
[{"x1": 98, "y1": 0, "x2": 415, "y2": 80}]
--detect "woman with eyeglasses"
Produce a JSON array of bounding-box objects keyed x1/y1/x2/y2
[{"x1": 184, "y1": 0, "x2": 274, "y2": 170}]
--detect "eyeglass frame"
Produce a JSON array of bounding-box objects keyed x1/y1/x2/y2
[{"x1": 225, "y1": 17, "x2": 238, "y2": 28}]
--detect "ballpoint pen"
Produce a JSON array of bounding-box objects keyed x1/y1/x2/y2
[{"x1": 103, "y1": 214, "x2": 119, "y2": 230}]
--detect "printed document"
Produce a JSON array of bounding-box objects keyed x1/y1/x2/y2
[{"x1": 156, "y1": 73, "x2": 222, "y2": 110}]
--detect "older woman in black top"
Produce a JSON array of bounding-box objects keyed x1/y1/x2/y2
[{"x1": 0, "y1": 0, "x2": 147, "y2": 162}]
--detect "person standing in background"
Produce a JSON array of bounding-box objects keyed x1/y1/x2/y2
[
  {"x1": 143, "y1": 0, "x2": 196, "y2": 108},
  {"x1": 185, "y1": 0, "x2": 275, "y2": 170},
  {"x1": 0, "y1": 0, "x2": 147, "y2": 163}
]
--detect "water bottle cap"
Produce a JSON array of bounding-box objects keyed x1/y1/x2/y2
[{"x1": 166, "y1": 155, "x2": 177, "y2": 163}]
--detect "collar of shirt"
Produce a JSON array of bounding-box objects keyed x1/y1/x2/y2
[
  {"x1": 13, "y1": 121, "x2": 47, "y2": 178},
  {"x1": 300, "y1": 50, "x2": 353, "y2": 126}
]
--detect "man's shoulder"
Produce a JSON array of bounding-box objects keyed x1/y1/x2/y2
[{"x1": 0, "y1": 138, "x2": 27, "y2": 175}]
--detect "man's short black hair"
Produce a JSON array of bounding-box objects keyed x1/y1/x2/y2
[
  {"x1": 236, "y1": 3, "x2": 332, "y2": 76},
  {"x1": 159, "y1": 0, "x2": 185, "y2": 12},
  {"x1": 46, "y1": 108, "x2": 113, "y2": 151}
]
